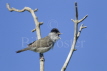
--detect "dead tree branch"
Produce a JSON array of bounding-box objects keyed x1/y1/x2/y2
[
  {"x1": 61, "y1": 2, "x2": 88, "y2": 71},
  {"x1": 6, "y1": 3, "x2": 44, "y2": 71}
]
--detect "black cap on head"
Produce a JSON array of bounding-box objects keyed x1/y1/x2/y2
[{"x1": 51, "y1": 28, "x2": 60, "y2": 33}]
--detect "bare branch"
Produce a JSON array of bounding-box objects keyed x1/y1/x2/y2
[
  {"x1": 6, "y1": 3, "x2": 38, "y2": 12},
  {"x1": 78, "y1": 15, "x2": 88, "y2": 23},
  {"x1": 39, "y1": 22, "x2": 44, "y2": 25},
  {"x1": 73, "y1": 49, "x2": 77, "y2": 51},
  {"x1": 61, "y1": 2, "x2": 87, "y2": 71},
  {"x1": 77, "y1": 24, "x2": 87, "y2": 38},
  {"x1": 71, "y1": 19, "x2": 75, "y2": 22},
  {"x1": 6, "y1": 3, "x2": 44, "y2": 71},
  {"x1": 75, "y1": 2, "x2": 78, "y2": 20},
  {"x1": 32, "y1": 29, "x2": 36, "y2": 32},
  {"x1": 34, "y1": 9, "x2": 38, "y2": 12},
  {"x1": 31, "y1": 22, "x2": 43, "y2": 32}
]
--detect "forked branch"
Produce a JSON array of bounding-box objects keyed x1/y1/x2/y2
[
  {"x1": 61, "y1": 2, "x2": 88, "y2": 71},
  {"x1": 6, "y1": 3, "x2": 44, "y2": 71}
]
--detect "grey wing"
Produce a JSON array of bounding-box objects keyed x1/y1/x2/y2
[
  {"x1": 28, "y1": 36, "x2": 53, "y2": 48},
  {"x1": 28, "y1": 41, "x2": 35, "y2": 46},
  {"x1": 39, "y1": 36, "x2": 54, "y2": 47}
]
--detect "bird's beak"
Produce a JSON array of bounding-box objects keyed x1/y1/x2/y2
[
  {"x1": 58, "y1": 33, "x2": 63, "y2": 35},
  {"x1": 58, "y1": 33, "x2": 62, "y2": 39}
]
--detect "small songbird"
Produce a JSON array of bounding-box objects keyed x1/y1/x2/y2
[{"x1": 16, "y1": 28, "x2": 61, "y2": 53}]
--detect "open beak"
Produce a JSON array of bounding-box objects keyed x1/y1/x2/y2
[
  {"x1": 58, "y1": 33, "x2": 62, "y2": 39},
  {"x1": 58, "y1": 33, "x2": 63, "y2": 35}
]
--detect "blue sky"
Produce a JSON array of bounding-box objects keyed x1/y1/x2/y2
[{"x1": 0, "y1": 0, "x2": 107, "y2": 71}]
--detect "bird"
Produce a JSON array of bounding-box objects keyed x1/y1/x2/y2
[{"x1": 16, "y1": 28, "x2": 62, "y2": 53}]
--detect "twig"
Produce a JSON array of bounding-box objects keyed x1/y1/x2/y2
[
  {"x1": 77, "y1": 24, "x2": 87, "y2": 38},
  {"x1": 78, "y1": 15, "x2": 88, "y2": 23},
  {"x1": 6, "y1": 3, "x2": 38, "y2": 12},
  {"x1": 61, "y1": 2, "x2": 88, "y2": 71},
  {"x1": 6, "y1": 3, "x2": 44, "y2": 71}
]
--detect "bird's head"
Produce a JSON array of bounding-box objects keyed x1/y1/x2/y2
[{"x1": 49, "y1": 28, "x2": 62, "y2": 42}]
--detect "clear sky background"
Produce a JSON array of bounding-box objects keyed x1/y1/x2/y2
[{"x1": 0, "y1": 0, "x2": 107, "y2": 71}]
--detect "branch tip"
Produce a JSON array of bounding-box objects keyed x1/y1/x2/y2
[
  {"x1": 71, "y1": 19, "x2": 74, "y2": 22},
  {"x1": 6, "y1": 3, "x2": 9, "y2": 6},
  {"x1": 73, "y1": 49, "x2": 77, "y2": 51},
  {"x1": 78, "y1": 15, "x2": 88, "y2": 23},
  {"x1": 82, "y1": 26, "x2": 87, "y2": 29},
  {"x1": 34, "y1": 9, "x2": 38, "y2": 12},
  {"x1": 80, "y1": 24, "x2": 87, "y2": 29},
  {"x1": 31, "y1": 29, "x2": 36, "y2": 32},
  {"x1": 39, "y1": 22, "x2": 43, "y2": 25},
  {"x1": 75, "y1": 2, "x2": 78, "y2": 20},
  {"x1": 75, "y1": 2, "x2": 77, "y2": 6}
]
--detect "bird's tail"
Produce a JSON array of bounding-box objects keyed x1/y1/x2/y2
[{"x1": 16, "y1": 48, "x2": 30, "y2": 53}]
